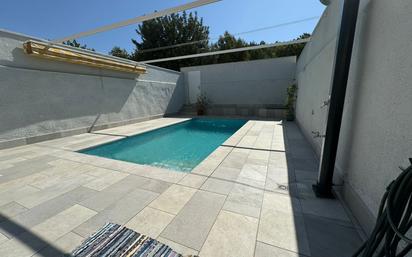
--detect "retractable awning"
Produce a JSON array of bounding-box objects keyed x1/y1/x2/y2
[{"x1": 23, "y1": 40, "x2": 147, "y2": 74}]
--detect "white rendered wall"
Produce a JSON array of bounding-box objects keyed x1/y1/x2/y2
[
  {"x1": 0, "y1": 30, "x2": 185, "y2": 148},
  {"x1": 181, "y1": 57, "x2": 296, "y2": 106},
  {"x1": 295, "y1": 0, "x2": 412, "y2": 233}
]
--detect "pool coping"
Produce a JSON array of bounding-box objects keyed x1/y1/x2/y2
[
  {"x1": 70, "y1": 117, "x2": 253, "y2": 176},
  {"x1": 76, "y1": 118, "x2": 193, "y2": 152},
  {"x1": 0, "y1": 113, "x2": 170, "y2": 150}
]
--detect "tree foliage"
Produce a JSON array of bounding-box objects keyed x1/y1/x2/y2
[
  {"x1": 63, "y1": 39, "x2": 95, "y2": 51},
  {"x1": 108, "y1": 12, "x2": 311, "y2": 70},
  {"x1": 130, "y1": 11, "x2": 210, "y2": 70},
  {"x1": 109, "y1": 46, "x2": 130, "y2": 59},
  {"x1": 271, "y1": 33, "x2": 311, "y2": 57},
  {"x1": 211, "y1": 31, "x2": 250, "y2": 63}
]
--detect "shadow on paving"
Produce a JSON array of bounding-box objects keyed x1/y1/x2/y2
[
  {"x1": 281, "y1": 121, "x2": 363, "y2": 257},
  {"x1": 0, "y1": 213, "x2": 70, "y2": 257}
]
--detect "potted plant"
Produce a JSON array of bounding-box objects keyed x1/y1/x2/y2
[
  {"x1": 285, "y1": 84, "x2": 297, "y2": 121},
  {"x1": 196, "y1": 94, "x2": 210, "y2": 116}
]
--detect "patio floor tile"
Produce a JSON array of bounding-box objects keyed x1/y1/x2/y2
[
  {"x1": 0, "y1": 186, "x2": 97, "y2": 239},
  {"x1": 0, "y1": 202, "x2": 28, "y2": 221},
  {"x1": 236, "y1": 163, "x2": 267, "y2": 189},
  {"x1": 149, "y1": 184, "x2": 196, "y2": 214},
  {"x1": 161, "y1": 190, "x2": 225, "y2": 250},
  {"x1": 211, "y1": 166, "x2": 242, "y2": 181},
  {"x1": 299, "y1": 197, "x2": 350, "y2": 222},
  {"x1": 257, "y1": 209, "x2": 310, "y2": 256},
  {"x1": 177, "y1": 173, "x2": 207, "y2": 188},
  {"x1": 223, "y1": 184, "x2": 264, "y2": 218},
  {"x1": 126, "y1": 207, "x2": 174, "y2": 238},
  {"x1": 200, "y1": 210, "x2": 258, "y2": 257},
  {"x1": 201, "y1": 177, "x2": 235, "y2": 195},
  {"x1": 32, "y1": 232, "x2": 84, "y2": 257},
  {"x1": 0, "y1": 118, "x2": 362, "y2": 256},
  {"x1": 257, "y1": 191, "x2": 309, "y2": 255},
  {"x1": 74, "y1": 188, "x2": 158, "y2": 237},
  {"x1": 0, "y1": 205, "x2": 96, "y2": 257},
  {"x1": 83, "y1": 170, "x2": 128, "y2": 191},
  {"x1": 157, "y1": 237, "x2": 199, "y2": 256},
  {"x1": 255, "y1": 241, "x2": 304, "y2": 257},
  {"x1": 79, "y1": 175, "x2": 145, "y2": 212},
  {"x1": 304, "y1": 215, "x2": 363, "y2": 257}
]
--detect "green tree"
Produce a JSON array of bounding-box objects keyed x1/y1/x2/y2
[
  {"x1": 211, "y1": 31, "x2": 250, "y2": 64},
  {"x1": 272, "y1": 33, "x2": 311, "y2": 57},
  {"x1": 131, "y1": 11, "x2": 210, "y2": 70},
  {"x1": 63, "y1": 39, "x2": 95, "y2": 51},
  {"x1": 247, "y1": 41, "x2": 276, "y2": 61},
  {"x1": 211, "y1": 32, "x2": 310, "y2": 63},
  {"x1": 109, "y1": 46, "x2": 130, "y2": 59}
]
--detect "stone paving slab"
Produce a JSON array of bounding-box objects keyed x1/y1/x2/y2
[
  {"x1": 0, "y1": 186, "x2": 97, "y2": 239},
  {"x1": 32, "y1": 232, "x2": 84, "y2": 257},
  {"x1": 211, "y1": 166, "x2": 242, "y2": 181},
  {"x1": 0, "y1": 155, "x2": 56, "y2": 183},
  {"x1": 199, "y1": 210, "x2": 258, "y2": 257},
  {"x1": 0, "y1": 185, "x2": 40, "y2": 207},
  {"x1": 0, "y1": 118, "x2": 362, "y2": 257},
  {"x1": 177, "y1": 174, "x2": 207, "y2": 188},
  {"x1": 161, "y1": 190, "x2": 226, "y2": 250},
  {"x1": 157, "y1": 237, "x2": 199, "y2": 256},
  {"x1": 149, "y1": 184, "x2": 196, "y2": 215},
  {"x1": 0, "y1": 202, "x2": 28, "y2": 222},
  {"x1": 79, "y1": 175, "x2": 144, "y2": 212},
  {"x1": 0, "y1": 204, "x2": 96, "y2": 257},
  {"x1": 126, "y1": 207, "x2": 174, "y2": 238},
  {"x1": 16, "y1": 174, "x2": 95, "y2": 209},
  {"x1": 255, "y1": 242, "x2": 305, "y2": 257},
  {"x1": 83, "y1": 169, "x2": 128, "y2": 191},
  {"x1": 201, "y1": 177, "x2": 235, "y2": 195},
  {"x1": 74, "y1": 188, "x2": 158, "y2": 237},
  {"x1": 223, "y1": 184, "x2": 264, "y2": 218},
  {"x1": 304, "y1": 215, "x2": 363, "y2": 257}
]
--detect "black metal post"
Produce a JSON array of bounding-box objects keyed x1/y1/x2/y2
[{"x1": 313, "y1": 0, "x2": 360, "y2": 198}]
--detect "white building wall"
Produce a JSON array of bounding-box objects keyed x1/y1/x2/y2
[
  {"x1": 181, "y1": 57, "x2": 296, "y2": 106},
  {"x1": 295, "y1": 0, "x2": 412, "y2": 233},
  {"x1": 0, "y1": 30, "x2": 185, "y2": 149}
]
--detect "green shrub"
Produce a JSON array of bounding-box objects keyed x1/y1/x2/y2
[{"x1": 285, "y1": 84, "x2": 297, "y2": 121}]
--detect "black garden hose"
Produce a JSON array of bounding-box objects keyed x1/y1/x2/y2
[{"x1": 353, "y1": 159, "x2": 412, "y2": 257}]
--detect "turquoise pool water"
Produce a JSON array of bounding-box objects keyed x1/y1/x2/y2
[{"x1": 79, "y1": 118, "x2": 247, "y2": 172}]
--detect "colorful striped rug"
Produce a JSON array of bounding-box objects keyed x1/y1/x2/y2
[{"x1": 72, "y1": 223, "x2": 198, "y2": 257}]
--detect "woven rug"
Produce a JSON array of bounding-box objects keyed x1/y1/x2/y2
[{"x1": 72, "y1": 223, "x2": 198, "y2": 257}]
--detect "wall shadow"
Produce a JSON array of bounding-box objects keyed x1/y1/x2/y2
[
  {"x1": 0, "y1": 46, "x2": 185, "y2": 140},
  {"x1": 281, "y1": 121, "x2": 363, "y2": 256},
  {"x1": 0, "y1": 49, "x2": 137, "y2": 135},
  {"x1": 164, "y1": 74, "x2": 185, "y2": 115},
  {"x1": 0, "y1": 213, "x2": 69, "y2": 256}
]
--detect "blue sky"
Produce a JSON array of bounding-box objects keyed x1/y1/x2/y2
[{"x1": 1, "y1": 0, "x2": 326, "y2": 54}]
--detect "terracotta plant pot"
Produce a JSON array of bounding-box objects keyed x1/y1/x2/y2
[
  {"x1": 285, "y1": 109, "x2": 295, "y2": 121},
  {"x1": 286, "y1": 113, "x2": 295, "y2": 121},
  {"x1": 197, "y1": 108, "x2": 205, "y2": 115}
]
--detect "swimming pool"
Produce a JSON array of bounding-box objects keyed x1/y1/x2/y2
[{"x1": 79, "y1": 118, "x2": 247, "y2": 172}]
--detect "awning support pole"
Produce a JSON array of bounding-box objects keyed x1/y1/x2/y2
[{"x1": 313, "y1": 0, "x2": 360, "y2": 198}]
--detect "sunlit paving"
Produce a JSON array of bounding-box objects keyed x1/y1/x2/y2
[{"x1": 0, "y1": 0, "x2": 411, "y2": 256}]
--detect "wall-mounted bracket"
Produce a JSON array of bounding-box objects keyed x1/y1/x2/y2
[{"x1": 312, "y1": 131, "x2": 326, "y2": 138}]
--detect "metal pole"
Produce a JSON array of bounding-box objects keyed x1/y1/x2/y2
[
  {"x1": 53, "y1": 0, "x2": 221, "y2": 43},
  {"x1": 313, "y1": 0, "x2": 360, "y2": 198},
  {"x1": 140, "y1": 38, "x2": 311, "y2": 63}
]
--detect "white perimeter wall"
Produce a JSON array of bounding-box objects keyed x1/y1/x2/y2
[
  {"x1": 296, "y1": 0, "x2": 412, "y2": 233},
  {"x1": 0, "y1": 30, "x2": 185, "y2": 148},
  {"x1": 181, "y1": 57, "x2": 296, "y2": 106}
]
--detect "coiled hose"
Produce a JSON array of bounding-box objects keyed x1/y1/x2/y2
[{"x1": 353, "y1": 159, "x2": 412, "y2": 257}]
